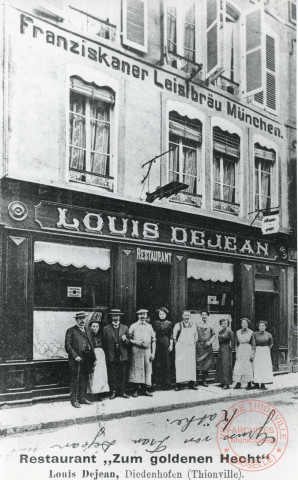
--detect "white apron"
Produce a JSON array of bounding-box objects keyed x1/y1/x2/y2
[{"x1": 175, "y1": 324, "x2": 197, "y2": 383}]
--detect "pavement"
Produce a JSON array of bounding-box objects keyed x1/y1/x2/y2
[{"x1": 0, "y1": 373, "x2": 297, "y2": 437}]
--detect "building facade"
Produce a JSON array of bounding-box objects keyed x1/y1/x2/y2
[{"x1": 0, "y1": 0, "x2": 296, "y2": 402}]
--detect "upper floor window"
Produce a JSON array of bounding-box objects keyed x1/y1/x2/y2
[
  {"x1": 254, "y1": 144, "x2": 276, "y2": 211},
  {"x1": 289, "y1": 1, "x2": 296, "y2": 24},
  {"x1": 254, "y1": 34, "x2": 277, "y2": 113},
  {"x1": 67, "y1": 0, "x2": 118, "y2": 42},
  {"x1": 166, "y1": 0, "x2": 199, "y2": 75},
  {"x1": 122, "y1": 0, "x2": 148, "y2": 52},
  {"x1": 69, "y1": 76, "x2": 115, "y2": 190},
  {"x1": 168, "y1": 111, "x2": 202, "y2": 206},
  {"x1": 212, "y1": 127, "x2": 240, "y2": 216}
]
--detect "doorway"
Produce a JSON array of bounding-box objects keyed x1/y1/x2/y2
[
  {"x1": 136, "y1": 264, "x2": 171, "y2": 321},
  {"x1": 255, "y1": 292, "x2": 278, "y2": 370}
]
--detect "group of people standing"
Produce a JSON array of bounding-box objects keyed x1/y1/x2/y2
[{"x1": 65, "y1": 307, "x2": 273, "y2": 408}]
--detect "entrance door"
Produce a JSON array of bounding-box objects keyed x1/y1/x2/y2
[
  {"x1": 255, "y1": 292, "x2": 278, "y2": 370},
  {"x1": 136, "y1": 264, "x2": 171, "y2": 320}
]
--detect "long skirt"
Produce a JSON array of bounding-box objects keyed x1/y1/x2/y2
[
  {"x1": 233, "y1": 343, "x2": 253, "y2": 383},
  {"x1": 253, "y1": 346, "x2": 274, "y2": 384},
  {"x1": 216, "y1": 345, "x2": 233, "y2": 385},
  {"x1": 88, "y1": 347, "x2": 109, "y2": 394}
]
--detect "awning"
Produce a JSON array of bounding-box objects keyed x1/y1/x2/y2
[
  {"x1": 187, "y1": 259, "x2": 234, "y2": 282},
  {"x1": 34, "y1": 242, "x2": 110, "y2": 270}
]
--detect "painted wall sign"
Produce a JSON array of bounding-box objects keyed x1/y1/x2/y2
[
  {"x1": 34, "y1": 201, "x2": 278, "y2": 261},
  {"x1": 18, "y1": 12, "x2": 284, "y2": 139},
  {"x1": 137, "y1": 247, "x2": 172, "y2": 264}
]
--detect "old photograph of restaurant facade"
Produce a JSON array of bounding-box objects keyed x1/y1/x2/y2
[{"x1": 0, "y1": 0, "x2": 296, "y2": 403}]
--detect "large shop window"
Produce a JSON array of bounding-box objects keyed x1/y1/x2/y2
[
  {"x1": 254, "y1": 34, "x2": 277, "y2": 113},
  {"x1": 187, "y1": 258, "x2": 234, "y2": 350},
  {"x1": 33, "y1": 242, "x2": 111, "y2": 360},
  {"x1": 169, "y1": 111, "x2": 202, "y2": 199},
  {"x1": 212, "y1": 127, "x2": 240, "y2": 216},
  {"x1": 254, "y1": 144, "x2": 276, "y2": 211},
  {"x1": 69, "y1": 76, "x2": 115, "y2": 191},
  {"x1": 166, "y1": 0, "x2": 197, "y2": 75}
]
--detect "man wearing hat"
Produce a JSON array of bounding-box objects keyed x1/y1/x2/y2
[
  {"x1": 102, "y1": 309, "x2": 130, "y2": 399},
  {"x1": 128, "y1": 309, "x2": 156, "y2": 397},
  {"x1": 65, "y1": 311, "x2": 95, "y2": 408}
]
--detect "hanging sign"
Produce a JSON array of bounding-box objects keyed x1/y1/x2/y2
[
  {"x1": 67, "y1": 287, "x2": 82, "y2": 298},
  {"x1": 261, "y1": 210, "x2": 279, "y2": 235}
]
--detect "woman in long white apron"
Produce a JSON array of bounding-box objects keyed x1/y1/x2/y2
[
  {"x1": 252, "y1": 321, "x2": 273, "y2": 390},
  {"x1": 170, "y1": 311, "x2": 198, "y2": 390}
]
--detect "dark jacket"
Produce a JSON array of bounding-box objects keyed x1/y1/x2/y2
[
  {"x1": 102, "y1": 324, "x2": 129, "y2": 362},
  {"x1": 65, "y1": 325, "x2": 95, "y2": 373}
]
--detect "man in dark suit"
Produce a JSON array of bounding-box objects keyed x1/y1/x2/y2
[
  {"x1": 102, "y1": 309, "x2": 130, "y2": 400},
  {"x1": 65, "y1": 311, "x2": 95, "y2": 408}
]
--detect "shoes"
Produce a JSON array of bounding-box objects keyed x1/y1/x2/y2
[
  {"x1": 109, "y1": 391, "x2": 116, "y2": 400},
  {"x1": 252, "y1": 383, "x2": 260, "y2": 389},
  {"x1": 174, "y1": 385, "x2": 181, "y2": 391},
  {"x1": 246, "y1": 384, "x2": 254, "y2": 390},
  {"x1": 141, "y1": 391, "x2": 153, "y2": 397},
  {"x1": 121, "y1": 393, "x2": 130, "y2": 399},
  {"x1": 132, "y1": 391, "x2": 139, "y2": 397},
  {"x1": 234, "y1": 383, "x2": 241, "y2": 389},
  {"x1": 80, "y1": 398, "x2": 93, "y2": 405},
  {"x1": 261, "y1": 385, "x2": 268, "y2": 390},
  {"x1": 222, "y1": 385, "x2": 230, "y2": 390},
  {"x1": 71, "y1": 401, "x2": 81, "y2": 408},
  {"x1": 189, "y1": 385, "x2": 198, "y2": 390},
  {"x1": 201, "y1": 381, "x2": 208, "y2": 387}
]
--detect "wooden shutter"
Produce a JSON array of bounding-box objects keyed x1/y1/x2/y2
[
  {"x1": 241, "y1": 4, "x2": 265, "y2": 97},
  {"x1": 266, "y1": 35, "x2": 276, "y2": 111},
  {"x1": 169, "y1": 112, "x2": 202, "y2": 143},
  {"x1": 213, "y1": 127, "x2": 240, "y2": 159},
  {"x1": 122, "y1": 0, "x2": 148, "y2": 52},
  {"x1": 206, "y1": 0, "x2": 221, "y2": 77},
  {"x1": 70, "y1": 77, "x2": 115, "y2": 104}
]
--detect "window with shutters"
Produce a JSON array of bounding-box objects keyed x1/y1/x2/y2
[
  {"x1": 254, "y1": 33, "x2": 277, "y2": 113},
  {"x1": 289, "y1": 1, "x2": 296, "y2": 24},
  {"x1": 166, "y1": 0, "x2": 201, "y2": 77},
  {"x1": 122, "y1": 0, "x2": 148, "y2": 52},
  {"x1": 168, "y1": 111, "x2": 202, "y2": 207},
  {"x1": 212, "y1": 127, "x2": 240, "y2": 216},
  {"x1": 254, "y1": 144, "x2": 276, "y2": 211},
  {"x1": 209, "y1": 1, "x2": 241, "y2": 96},
  {"x1": 69, "y1": 76, "x2": 115, "y2": 191}
]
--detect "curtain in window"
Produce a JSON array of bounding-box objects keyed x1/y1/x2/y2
[
  {"x1": 213, "y1": 156, "x2": 221, "y2": 198},
  {"x1": 260, "y1": 162, "x2": 270, "y2": 209},
  {"x1": 223, "y1": 160, "x2": 235, "y2": 202},
  {"x1": 169, "y1": 139, "x2": 179, "y2": 182},
  {"x1": 167, "y1": 1, "x2": 177, "y2": 54},
  {"x1": 90, "y1": 99, "x2": 110, "y2": 176},
  {"x1": 69, "y1": 92, "x2": 86, "y2": 171},
  {"x1": 184, "y1": 2, "x2": 195, "y2": 62},
  {"x1": 183, "y1": 147, "x2": 197, "y2": 193}
]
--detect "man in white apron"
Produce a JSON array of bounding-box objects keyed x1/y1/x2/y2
[{"x1": 170, "y1": 311, "x2": 198, "y2": 391}]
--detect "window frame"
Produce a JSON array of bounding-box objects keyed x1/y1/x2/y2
[
  {"x1": 213, "y1": 153, "x2": 236, "y2": 204},
  {"x1": 164, "y1": 0, "x2": 200, "y2": 71},
  {"x1": 254, "y1": 158, "x2": 272, "y2": 212},
  {"x1": 67, "y1": 71, "x2": 118, "y2": 192},
  {"x1": 168, "y1": 133, "x2": 199, "y2": 195}
]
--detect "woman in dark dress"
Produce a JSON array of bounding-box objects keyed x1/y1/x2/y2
[
  {"x1": 216, "y1": 318, "x2": 234, "y2": 389},
  {"x1": 87, "y1": 315, "x2": 109, "y2": 399},
  {"x1": 152, "y1": 307, "x2": 173, "y2": 389}
]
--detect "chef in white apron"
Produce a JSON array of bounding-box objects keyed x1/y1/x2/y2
[{"x1": 170, "y1": 311, "x2": 198, "y2": 391}]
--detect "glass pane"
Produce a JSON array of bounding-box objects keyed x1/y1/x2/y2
[
  {"x1": 91, "y1": 153, "x2": 109, "y2": 176},
  {"x1": 213, "y1": 156, "x2": 221, "y2": 183},
  {"x1": 223, "y1": 160, "x2": 235, "y2": 187},
  {"x1": 167, "y1": 0, "x2": 177, "y2": 54},
  {"x1": 69, "y1": 147, "x2": 85, "y2": 171},
  {"x1": 169, "y1": 141, "x2": 179, "y2": 173},
  {"x1": 183, "y1": 174, "x2": 196, "y2": 194},
  {"x1": 69, "y1": 114, "x2": 86, "y2": 149},
  {"x1": 213, "y1": 182, "x2": 221, "y2": 199},
  {"x1": 70, "y1": 91, "x2": 86, "y2": 115},
  {"x1": 183, "y1": 147, "x2": 197, "y2": 176},
  {"x1": 90, "y1": 99, "x2": 110, "y2": 121},
  {"x1": 223, "y1": 185, "x2": 235, "y2": 203},
  {"x1": 169, "y1": 171, "x2": 179, "y2": 183},
  {"x1": 90, "y1": 120, "x2": 110, "y2": 154},
  {"x1": 255, "y1": 169, "x2": 259, "y2": 194}
]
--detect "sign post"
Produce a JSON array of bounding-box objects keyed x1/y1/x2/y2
[{"x1": 261, "y1": 210, "x2": 279, "y2": 234}]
